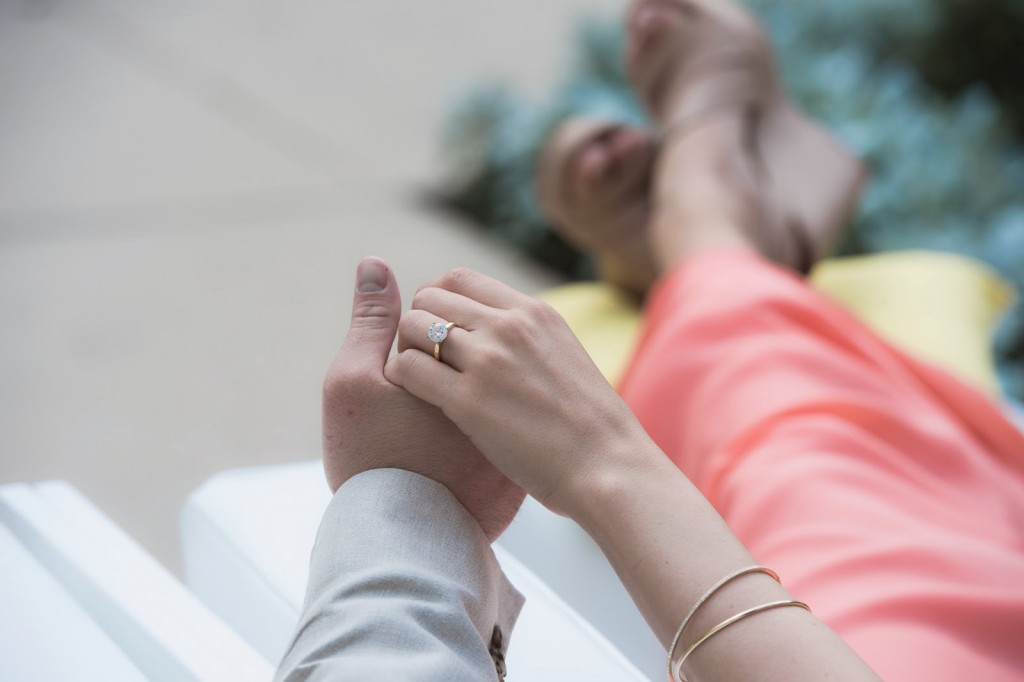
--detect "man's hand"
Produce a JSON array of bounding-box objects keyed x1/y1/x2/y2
[{"x1": 321, "y1": 256, "x2": 525, "y2": 541}]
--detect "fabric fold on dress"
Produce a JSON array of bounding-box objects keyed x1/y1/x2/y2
[{"x1": 619, "y1": 248, "x2": 1024, "y2": 681}]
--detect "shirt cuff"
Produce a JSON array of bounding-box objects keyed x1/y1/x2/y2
[{"x1": 309, "y1": 468, "x2": 524, "y2": 662}]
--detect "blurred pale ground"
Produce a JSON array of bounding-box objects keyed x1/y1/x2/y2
[{"x1": 0, "y1": 0, "x2": 625, "y2": 574}]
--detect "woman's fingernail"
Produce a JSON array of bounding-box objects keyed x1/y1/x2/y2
[{"x1": 356, "y1": 259, "x2": 388, "y2": 293}]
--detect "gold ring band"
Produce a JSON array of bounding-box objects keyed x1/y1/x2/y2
[{"x1": 433, "y1": 322, "x2": 458, "y2": 362}]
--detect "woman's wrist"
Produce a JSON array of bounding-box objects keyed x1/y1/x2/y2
[
  {"x1": 561, "y1": 432, "x2": 684, "y2": 534},
  {"x1": 558, "y1": 430, "x2": 767, "y2": 645}
]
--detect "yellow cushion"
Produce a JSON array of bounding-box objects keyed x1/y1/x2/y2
[
  {"x1": 810, "y1": 251, "x2": 1014, "y2": 393},
  {"x1": 540, "y1": 283, "x2": 643, "y2": 387},
  {"x1": 541, "y1": 251, "x2": 1015, "y2": 394}
]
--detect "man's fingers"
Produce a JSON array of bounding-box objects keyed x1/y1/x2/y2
[
  {"x1": 384, "y1": 348, "x2": 461, "y2": 416},
  {"x1": 339, "y1": 257, "x2": 401, "y2": 373}
]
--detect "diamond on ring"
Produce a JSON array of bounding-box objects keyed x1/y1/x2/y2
[{"x1": 427, "y1": 322, "x2": 449, "y2": 343}]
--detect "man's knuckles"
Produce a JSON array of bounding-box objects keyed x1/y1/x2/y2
[{"x1": 323, "y1": 364, "x2": 388, "y2": 403}]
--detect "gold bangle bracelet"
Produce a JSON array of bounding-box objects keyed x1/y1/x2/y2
[
  {"x1": 666, "y1": 566, "x2": 780, "y2": 682},
  {"x1": 673, "y1": 599, "x2": 811, "y2": 681}
]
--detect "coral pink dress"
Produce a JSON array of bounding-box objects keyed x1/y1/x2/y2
[{"x1": 618, "y1": 250, "x2": 1024, "y2": 681}]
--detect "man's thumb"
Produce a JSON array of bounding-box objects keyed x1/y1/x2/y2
[{"x1": 342, "y1": 257, "x2": 401, "y2": 370}]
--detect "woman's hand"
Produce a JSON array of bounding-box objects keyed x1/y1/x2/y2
[{"x1": 384, "y1": 268, "x2": 656, "y2": 514}]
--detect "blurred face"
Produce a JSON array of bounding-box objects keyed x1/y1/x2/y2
[{"x1": 536, "y1": 117, "x2": 656, "y2": 252}]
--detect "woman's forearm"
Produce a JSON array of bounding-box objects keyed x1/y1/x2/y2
[
  {"x1": 566, "y1": 439, "x2": 879, "y2": 681},
  {"x1": 383, "y1": 267, "x2": 878, "y2": 679}
]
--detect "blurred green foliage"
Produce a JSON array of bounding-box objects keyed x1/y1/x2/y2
[{"x1": 437, "y1": 0, "x2": 1024, "y2": 403}]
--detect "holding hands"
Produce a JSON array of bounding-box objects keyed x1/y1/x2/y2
[
  {"x1": 321, "y1": 257, "x2": 524, "y2": 541},
  {"x1": 323, "y1": 255, "x2": 659, "y2": 529}
]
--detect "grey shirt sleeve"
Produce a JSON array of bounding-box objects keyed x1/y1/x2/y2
[{"x1": 274, "y1": 468, "x2": 525, "y2": 682}]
